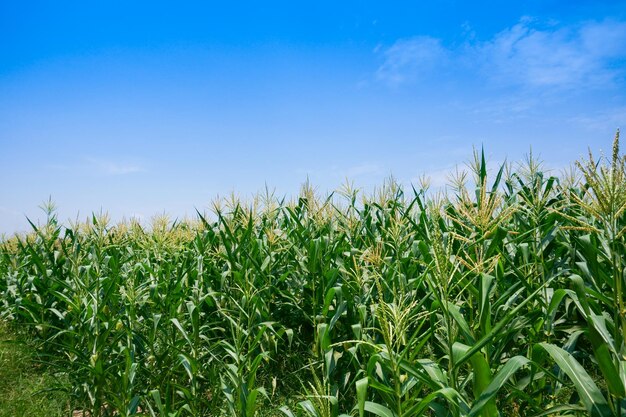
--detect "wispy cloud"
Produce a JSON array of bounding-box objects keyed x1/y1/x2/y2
[
  {"x1": 462, "y1": 94, "x2": 543, "y2": 122},
  {"x1": 377, "y1": 18, "x2": 626, "y2": 90},
  {"x1": 475, "y1": 18, "x2": 626, "y2": 89},
  {"x1": 86, "y1": 158, "x2": 145, "y2": 176},
  {"x1": 376, "y1": 36, "x2": 448, "y2": 85},
  {"x1": 45, "y1": 163, "x2": 71, "y2": 171},
  {"x1": 340, "y1": 163, "x2": 384, "y2": 178},
  {"x1": 0, "y1": 206, "x2": 22, "y2": 217},
  {"x1": 569, "y1": 106, "x2": 626, "y2": 130},
  {"x1": 295, "y1": 162, "x2": 384, "y2": 185},
  {"x1": 45, "y1": 158, "x2": 145, "y2": 176}
]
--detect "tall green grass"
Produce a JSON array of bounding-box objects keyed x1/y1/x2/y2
[
  {"x1": 0, "y1": 321, "x2": 68, "y2": 417},
  {"x1": 1, "y1": 133, "x2": 625, "y2": 416}
]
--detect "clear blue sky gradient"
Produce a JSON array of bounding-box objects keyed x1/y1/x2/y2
[{"x1": 2, "y1": 1, "x2": 626, "y2": 233}]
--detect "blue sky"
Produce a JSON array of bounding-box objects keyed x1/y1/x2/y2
[{"x1": 1, "y1": 1, "x2": 626, "y2": 234}]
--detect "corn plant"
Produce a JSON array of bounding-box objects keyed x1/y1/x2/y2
[{"x1": 1, "y1": 132, "x2": 625, "y2": 416}]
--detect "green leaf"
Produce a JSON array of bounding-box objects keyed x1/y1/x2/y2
[
  {"x1": 170, "y1": 318, "x2": 192, "y2": 347},
  {"x1": 403, "y1": 387, "x2": 463, "y2": 416},
  {"x1": 246, "y1": 389, "x2": 258, "y2": 417},
  {"x1": 279, "y1": 406, "x2": 297, "y2": 417},
  {"x1": 356, "y1": 377, "x2": 368, "y2": 417},
  {"x1": 468, "y1": 356, "x2": 530, "y2": 417},
  {"x1": 445, "y1": 302, "x2": 475, "y2": 344},
  {"x1": 479, "y1": 273, "x2": 494, "y2": 337},
  {"x1": 535, "y1": 343, "x2": 612, "y2": 417},
  {"x1": 150, "y1": 390, "x2": 165, "y2": 416},
  {"x1": 416, "y1": 359, "x2": 448, "y2": 387},
  {"x1": 588, "y1": 315, "x2": 626, "y2": 397},
  {"x1": 363, "y1": 401, "x2": 398, "y2": 417},
  {"x1": 298, "y1": 399, "x2": 320, "y2": 417},
  {"x1": 454, "y1": 279, "x2": 551, "y2": 371}
]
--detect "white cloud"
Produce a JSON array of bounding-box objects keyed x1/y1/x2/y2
[
  {"x1": 377, "y1": 18, "x2": 626, "y2": 90},
  {"x1": 476, "y1": 18, "x2": 626, "y2": 88},
  {"x1": 463, "y1": 94, "x2": 543, "y2": 122},
  {"x1": 0, "y1": 206, "x2": 22, "y2": 216},
  {"x1": 86, "y1": 158, "x2": 145, "y2": 176},
  {"x1": 376, "y1": 36, "x2": 448, "y2": 85},
  {"x1": 569, "y1": 106, "x2": 626, "y2": 130},
  {"x1": 341, "y1": 163, "x2": 384, "y2": 178},
  {"x1": 44, "y1": 158, "x2": 145, "y2": 176},
  {"x1": 45, "y1": 163, "x2": 71, "y2": 171}
]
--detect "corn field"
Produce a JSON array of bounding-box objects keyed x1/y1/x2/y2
[{"x1": 1, "y1": 134, "x2": 626, "y2": 417}]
